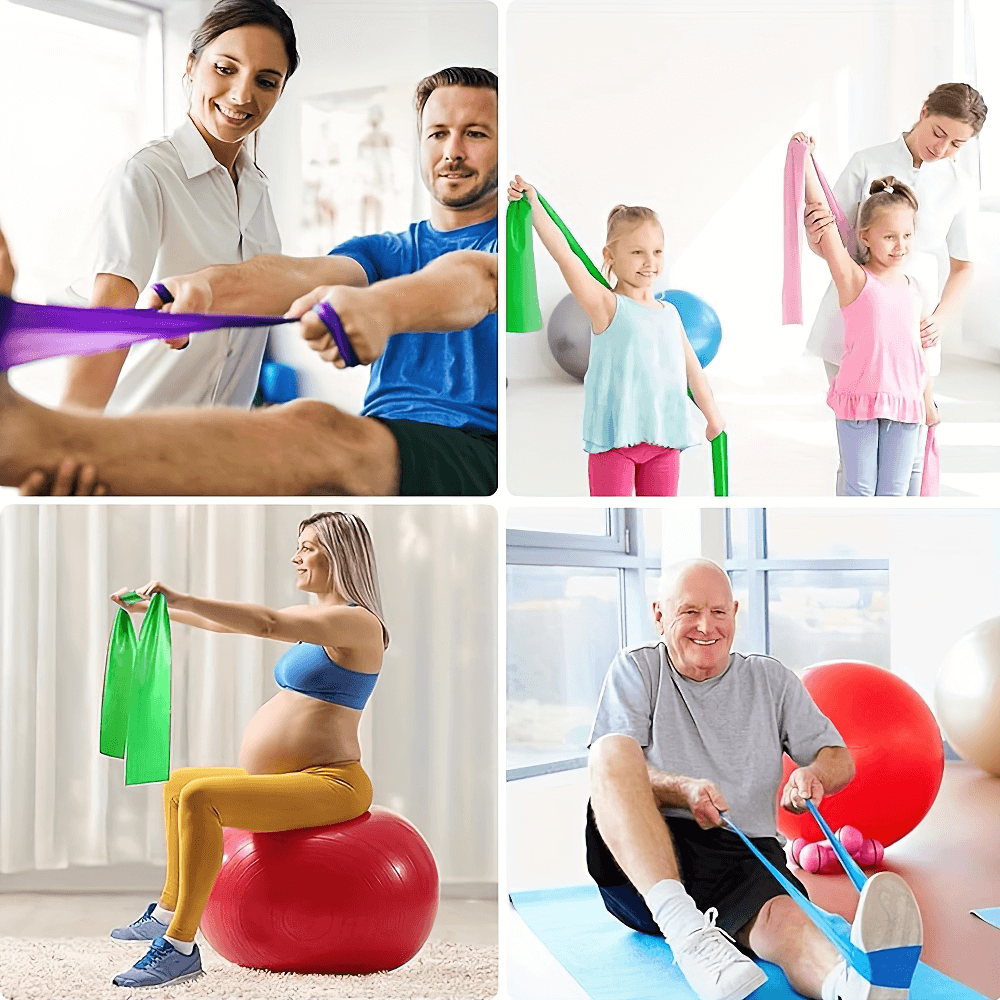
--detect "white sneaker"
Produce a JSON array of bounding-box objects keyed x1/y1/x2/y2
[
  {"x1": 671, "y1": 907, "x2": 768, "y2": 1000},
  {"x1": 836, "y1": 871, "x2": 923, "y2": 1000}
]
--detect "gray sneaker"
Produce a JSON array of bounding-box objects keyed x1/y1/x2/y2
[
  {"x1": 112, "y1": 936, "x2": 203, "y2": 988},
  {"x1": 110, "y1": 903, "x2": 170, "y2": 942}
]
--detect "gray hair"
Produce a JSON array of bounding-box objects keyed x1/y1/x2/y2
[{"x1": 298, "y1": 512, "x2": 390, "y2": 649}]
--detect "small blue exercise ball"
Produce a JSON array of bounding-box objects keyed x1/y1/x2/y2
[
  {"x1": 547, "y1": 290, "x2": 723, "y2": 382},
  {"x1": 655, "y1": 290, "x2": 722, "y2": 369}
]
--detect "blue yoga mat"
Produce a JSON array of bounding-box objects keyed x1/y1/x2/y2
[
  {"x1": 971, "y1": 907, "x2": 1000, "y2": 929},
  {"x1": 510, "y1": 885, "x2": 986, "y2": 999}
]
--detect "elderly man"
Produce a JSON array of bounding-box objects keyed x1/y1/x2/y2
[
  {"x1": 587, "y1": 559, "x2": 923, "y2": 1000},
  {"x1": 2, "y1": 66, "x2": 497, "y2": 497}
]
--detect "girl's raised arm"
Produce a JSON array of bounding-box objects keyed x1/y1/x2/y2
[
  {"x1": 508, "y1": 175, "x2": 617, "y2": 332},
  {"x1": 793, "y1": 135, "x2": 866, "y2": 308}
]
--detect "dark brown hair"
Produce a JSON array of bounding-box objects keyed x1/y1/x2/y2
[
  {"x1": 856, "y1": 177, "x2": 919, "y2": 261},
  {"x1": 923, "y1": 82, "x2": 987, "y2": 135},
  {"x1": 190, "y1": 0, "x2": 299, "y2": 84},
  {"x1": 414, "y1": 67, "x2": 498, "y2": 120},
  {"x1": 602, "y1": 205, "x2": 662, "y2": 280}
]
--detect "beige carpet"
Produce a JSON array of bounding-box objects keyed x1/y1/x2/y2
[{"x1": 0, "y1": 937, "x2": 498, "y2": 999}]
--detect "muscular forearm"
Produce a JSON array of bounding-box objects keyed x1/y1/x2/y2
[
  {"x1": 199, "y1": 254, "x2": 369, "y2": 315},
  {"x1": 373, "y1": 249, "x2": 498, "y2": 334},
  {"x1": 647, "y1": 765, "x2": 695, "y2": 809},
  {"x1": 806, "y1": 745, "x2": 855, "y2": 796}
]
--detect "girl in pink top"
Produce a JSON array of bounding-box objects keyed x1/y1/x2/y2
[{"x1": 794, "y1": 133, "x2": 938, "y2": 496}]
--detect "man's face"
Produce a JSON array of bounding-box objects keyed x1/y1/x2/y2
[
  {"x1": 653, "y1": 565, "x2": 738, "y2": 682},
  {"x1": 419, "y1": 85, "x2": 498, "y2": 210}
]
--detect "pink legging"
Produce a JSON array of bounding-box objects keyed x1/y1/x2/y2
[{"x1": 588, "y1": 443, "x2": 680, "y2": 496}]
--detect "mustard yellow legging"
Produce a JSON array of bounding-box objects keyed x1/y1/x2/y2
[{"x1": 159, "y1": 762, "x2": 372, "y2": 941}]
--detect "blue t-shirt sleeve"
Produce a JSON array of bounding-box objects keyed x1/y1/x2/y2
[{"x1": 329, "y1": 231, "x2": 408, "y2": 284}]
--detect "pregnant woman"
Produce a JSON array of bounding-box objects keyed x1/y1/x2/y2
[
  {"x1": 806, "y1": 82, "x2": 987, "y2": 494},
  {"x1": 107, "y1": 511, "x2": 388, "y2": 988}
]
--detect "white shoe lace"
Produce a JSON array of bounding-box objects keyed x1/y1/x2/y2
[{"x1": 675, "y1": 908, "x2": 745, "y2": 979}]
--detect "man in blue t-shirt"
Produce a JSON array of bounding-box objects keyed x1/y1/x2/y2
[{"x1": 4, "y1": 68, "x2": 497, "y2": 498}]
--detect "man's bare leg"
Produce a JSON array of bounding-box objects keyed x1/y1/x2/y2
[
  {"x1": 0, "y1": 378, "x2": 399, "y2": 495},
  {"x1": 589, "y1": 734, "x2": 682, "y2": 891},
  {"x1": 742, "y1": 896, "x2": 840, "y2": 998}
]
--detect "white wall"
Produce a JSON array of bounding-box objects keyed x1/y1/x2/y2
[
  {"x1": 507, "y1": 0, "x2": 966, "y2": 382},
  {"x1": 889, "y1": 509, "x2": 1000, "y2": 711}
]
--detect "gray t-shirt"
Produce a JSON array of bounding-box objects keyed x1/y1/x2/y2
[{"x1": 589, "y1": 644, "x2": 846, "y2": 839}]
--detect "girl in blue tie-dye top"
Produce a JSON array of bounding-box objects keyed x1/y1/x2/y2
[{"x1": 508, "y1": 176, "x2": 724, "y2": 496}]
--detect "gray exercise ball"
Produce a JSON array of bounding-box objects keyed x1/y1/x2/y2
[
  {"x1": 547, "y1": 294, "x2": 591, "y2": 381},
  {"x1": 935, "y1": 617, "x2": 1000, "y2": 777}
]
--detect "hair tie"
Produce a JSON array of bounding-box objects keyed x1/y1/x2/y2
[{"x1": 884, "y1": 185, "x2": 894, "y2": 194}]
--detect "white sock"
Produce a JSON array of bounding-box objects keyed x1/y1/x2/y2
[
  {"x1": 164, "y1": 935, "x2": 195, "y2": 955},
  {"x1": 821, "y1": 960, "x2": 848, "y2": 1000},
  {"x1": 151, "y1": 904, "x2": 174, "y2": 925},
  {"x1": 643, "y1": 878, "x2": 705, "y2": 946}
]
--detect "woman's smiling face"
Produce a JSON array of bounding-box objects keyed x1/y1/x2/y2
[
  {"x1": 292, "y1": 525, "x2": 331, "y2": 594},
  {"x1": 186, "y1": 24, "x2": 289, "y2": 149},
  {"x1": 909, "y1": 110, "x2": 975, "y2": 163}
]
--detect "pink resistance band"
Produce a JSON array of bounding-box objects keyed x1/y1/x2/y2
[
  {"x1": 0, "y1": 288, "x2": 359, "y2": 371},
  {"x1": 782, "y1": 137, "x2": 858, "y2": 325},
  {"x1": 921, "y1": 424, "x2": 939, "y2": 496}
]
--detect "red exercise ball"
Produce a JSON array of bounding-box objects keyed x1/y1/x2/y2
[
  {"x1": 201, "y1": 807, "x2": 439, "y2": 974},
  {"x1": 777, "y1": 661, "x2": 944, "y2": 849}
]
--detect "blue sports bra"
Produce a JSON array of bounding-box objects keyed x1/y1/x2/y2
[
  {"x1": 273, "y1": 644, "x2": 379, "y2": 709},
  {"x1": 272, "y1": 607, "x2": 380, "y2": 710}
]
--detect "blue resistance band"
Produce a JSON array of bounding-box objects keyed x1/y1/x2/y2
[{"x1": 721, "y1": 808, "x2": 920, "y2": 990}]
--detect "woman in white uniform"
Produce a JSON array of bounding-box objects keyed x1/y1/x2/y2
[
  {"x1": 61, "y1": 0, "x2": 297, "y2": 414},
  {"x1": 805, "y1": 82, "x2": 987, "y2": 494}
]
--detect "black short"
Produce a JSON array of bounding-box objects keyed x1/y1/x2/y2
[
  {"x1": 585, "y1": 801, "x2": 807, "y2": 946},
  {"x1": 376, "y1": 418, "x2": 497, "y2": 496}
]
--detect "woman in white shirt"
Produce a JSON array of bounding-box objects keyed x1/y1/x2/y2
[
  {"x1": 805, "y1": 82, "x2": 987, "y2": 494},
  {"x1": 61, "y1": 0, "x2": 298, "y2": 413}
]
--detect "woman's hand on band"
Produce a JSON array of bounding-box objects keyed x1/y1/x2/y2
[
  {"x1": 133, "y1": 580, "x2": 185, "y2": 606},
  {"x1": 110, "y1": 587, "x2": 149, "y2": 613}
]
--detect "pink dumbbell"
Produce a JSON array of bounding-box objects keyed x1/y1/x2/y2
[
  {"x1": 835, "y1": 825, "x2": 864, "y2": 856},
  {"x1": 854, "y1": 838, "x2": 884, "y2": 867}
]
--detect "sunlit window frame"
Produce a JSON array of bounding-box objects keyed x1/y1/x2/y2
[
  {"x1": 506, "y1": 509, "x2": 658, "y2": 780},
  {"x1": 724, "y1": 509, "x2": 890, "y2": 657}
]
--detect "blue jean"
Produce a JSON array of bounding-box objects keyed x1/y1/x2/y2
[{"x1": 835, "y1": 419, "x2": 921, "y2": 496}]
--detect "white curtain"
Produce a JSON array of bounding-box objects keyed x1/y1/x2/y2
[{"x1": 0, "y1": 504, "x2": 496, "y2": 887}]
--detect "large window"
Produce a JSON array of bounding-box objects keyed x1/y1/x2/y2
[
  {"x1": 506, "y1": 508, "x2": 706, "y2": 777},
  {"x1": 725, "y1": 510, "x2": 890, "y2": 673},
  {"x1": 507, "y1": 508, "x2": 893, "y2": 780}
]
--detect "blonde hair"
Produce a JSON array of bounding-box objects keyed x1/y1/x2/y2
[
  {"x1": 601, "y1": 204, "x2": 662, "y2": 281},
  {"x1": 856, "y1": 177, "x2": 918, "y2": 263},
  {"x1": 298, "y1": 512, "x2": 390, "y2": 649}
]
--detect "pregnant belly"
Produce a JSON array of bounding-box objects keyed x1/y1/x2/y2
[{"x1": 239, "y1": 690, "x2": 362, "y2": 774}]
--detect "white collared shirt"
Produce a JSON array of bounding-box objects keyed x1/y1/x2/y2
[
  {"x1": 75, "y1": 116, "x2": 281, "y2": 413},
  {"x1": 806, "y1": 135, "x2": 978, "y2": 368}
]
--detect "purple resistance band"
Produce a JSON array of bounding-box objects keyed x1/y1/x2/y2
[{"x1": 0, "y1": 285, "x2": 359, "y2": 371}]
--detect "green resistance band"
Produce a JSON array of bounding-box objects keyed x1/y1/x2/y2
[
  {"x1": 99, "y1": 592, "x2": 172, "y2": 785},
  {"x1": 507, "y1": 191, "x2": 729, "y2": 496}
]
